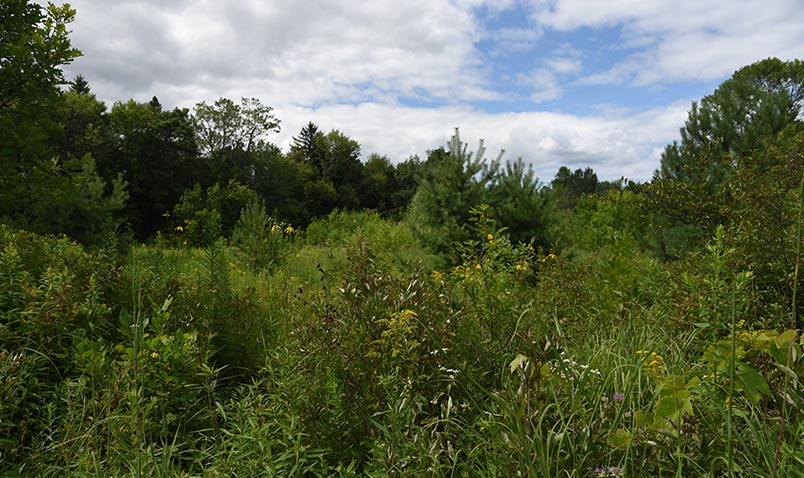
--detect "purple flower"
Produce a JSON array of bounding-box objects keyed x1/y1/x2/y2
[
  {"x1": 592, "y1": 466, "x2": 623, "y2": 477},
  {"x1": 614, "y1": 392, "x2": 625, "y2": 401}
]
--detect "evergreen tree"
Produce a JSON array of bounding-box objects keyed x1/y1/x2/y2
[
  {"x1": 491, "y1": 158, "x2": 551, "y2": 247},
  {"x1": 290, "y1": 122, "x2": 326, "y2": 173},
  {"x1": 407, "y1": 128, "x2": 501, "y2": 259},
  {"x1": 70, "y1": 74, "x2": 91, "y2": 94},
  {"x1": 551, "y1": 166, "x2": 599, "y2": 210}
]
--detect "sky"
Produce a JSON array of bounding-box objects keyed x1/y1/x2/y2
[{"x1": 57, "y1": 0, "x2": 804, "y2": 181}]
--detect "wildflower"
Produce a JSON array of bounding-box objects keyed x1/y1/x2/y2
[
  {"x1": 475, "y1": 263, "x2": 482, "y2": 270},
  {"x1": 150, "y1": 351, "x2": 159, "y2": 359},
  {"x1": 284, "y1": 225, "x2": 295, "y2": 234},
  {"x1": 439, "y1": 366, "x2": 461, "y2": 379},
  {"x1": 174, "y1": 225, "x2": 183, "y2": 232},
  {"x1": 593, "y1": 466, "x2": 623, "y2": 477},
  {"x1": 271, "y1": 224, "x2": 280, "y2": 233},
  {"x1": 614, "y1": 392, "x2": 625, "y2": 401},
  {"x1": 637, "y1": 350, "x2": 666, "y2": 377},
  {"x1": 486, "y1": 233, "x2": 494, "y2": 240}
]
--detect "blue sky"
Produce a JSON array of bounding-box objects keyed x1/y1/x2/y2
[{"x1": 58, "y1": 0, "x2": 804, "y2": 181}]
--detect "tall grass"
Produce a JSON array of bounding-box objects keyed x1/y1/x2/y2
[{"x1": 2, "y1": 210, "x2": 804, "y2": 476}]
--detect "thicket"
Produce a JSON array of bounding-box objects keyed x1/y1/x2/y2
[{"x1": 3, "y1": 1, "x2": 804, "y2": 476}]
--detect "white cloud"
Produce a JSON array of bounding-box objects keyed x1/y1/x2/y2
[
  {"x1": 489, "y1": 27, "x2": 543, "y2": 53},
  {"x1": 520, "y1": 69, "x2": 564, "y2": 102},
  {"x1": 546, "y1": 57, "x2": 581, "y2": 74},
  {"x1": 63, "y1": 0, "x2": 495, "y2": 106},
  {"x1": 529, "y1": 0, "x2": 804, "y2": 85},
  {"x1": 519, "y1": 48, "x2": 583, "y2": 102},
  {"x1": 271, "y1": 100, "x2": 690, "y2": 181}
]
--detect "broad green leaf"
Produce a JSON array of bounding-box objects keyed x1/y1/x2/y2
[
  {"x1": 509, "y1": 353, "x2": 528, "y2": 373},
  {"x1": 607, "y1": 429, "x2": 635, "y2": 450},
  {"x1": 736, "y1": 364, "x2": 770, "y2": 404}
]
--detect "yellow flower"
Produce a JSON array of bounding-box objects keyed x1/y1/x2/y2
[
  {"x1": 638, "y1": 350, "x2": 666, "y2": 377},
  {"x1": 174, "y1": 225, "x2": 183, "y2": 232},
  {"x1": 271, "y1": 224, "x2": 280, "y2": 233},
  {"x1": 151, "y1": 351, "x2": 159, "y2": 359},
  {"x1": 285, "y1": 225, "x2": 295, "y2": 234},
  {"x1": 475, "y1": 263, "x2": 482, "y2": 270},
  {"x1": 487, "y1": 233, "x2": 494, "y2": 240}
]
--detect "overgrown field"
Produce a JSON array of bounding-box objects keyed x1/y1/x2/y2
[
  {"x1": 3, "y1": 5, "x2": 804, "y2": 474},
  {"x1": 2, "y1": 207, "x2": 803, "y2": 477}
]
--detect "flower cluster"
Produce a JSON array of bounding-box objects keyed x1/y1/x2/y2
[
  {"x1": 592, "y1": 465, "x2": 623, "y2": 477},
  {"x1": 601, "y1": 392, "x2": 625, "y2": 404},
  {"x1": 553, "y1": 351, "x2": 601, "y2": 381},
  {"x1": 541, "y1": 252, "x2": 557, "y2": 262},
  {"x1": 637, "y1": 350, "x2": 666, "y2": 377}
]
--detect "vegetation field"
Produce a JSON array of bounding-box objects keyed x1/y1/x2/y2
[{"x1": 3, "y1": 1, "x2": 804, "y2": 476}]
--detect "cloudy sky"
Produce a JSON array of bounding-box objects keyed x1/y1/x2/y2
[{"x1": 58, "y1": 0, "x2": 804, "y2": 181}]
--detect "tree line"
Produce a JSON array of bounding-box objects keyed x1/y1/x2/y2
[{"x1": 3, "y1": 1, "x2": 804, "y2": 310}]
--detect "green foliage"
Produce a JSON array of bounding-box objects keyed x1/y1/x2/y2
[
  {"x1": 173, "y1": 180, "x2": 258, "y2": 245},
  {"x1": 551, "y1": 165, "x2": 599, "y2": 210},
  {"x1": 192, "y1": 97, "x2": 280, "y2": 190},
  {"x1": 489, "y1": 158, "x2": 552, "y2": 246},
  {"x1": 231, "y1": 197, "x2": 295, "y2": 271},
  {"x1": 408, "y1": 130, "x2": 551, "y2": 264},
  {"x1": 107, "y1": 99, "x2": 199, "y2": 239},
  {"x1": 251, "y1": 147, "x2": 309, "y2": 226},
  {"x1": 203, "y1": 373, "x2": 336, "y2": 477},
  {"x1": 48, "y1": 86, "x2": 112, "y2": 163},
  {"x1": 649, "y1": 58, "x2": 804, "y2": 261},
  {"x1": 7, "y1": 47, "x2": 804, "y2": 476},
  {"x1": 0, "y1": 226, "x2": 118, "y2": 469},
  {"x1": 657, "y1": 58, "x2": 804, "y2": 183},
  {"x1": 0, "y1": 0, "x2": 81, "y2": 158},
  {"x1": 553, "y1": 187, "x2": 649, "y2": 254},
  {"x1": 407, "y1": 129, "x2": 502, "y2": 261},
  {"x1": 194, "y1": 97, "x2": 280, "y2": 159},
  {"x1": 0, "y1": 2, "x2": 128, "y2": 248},
  {"x1": 288, "y1": 123, "x2": 367, "y2": 218},
  {"x1": 22, "y1": 154, "x2": 128, "y2": 247},
  {"x1": 663, "y1": 225, "x2": 753, "y2": 337}
]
